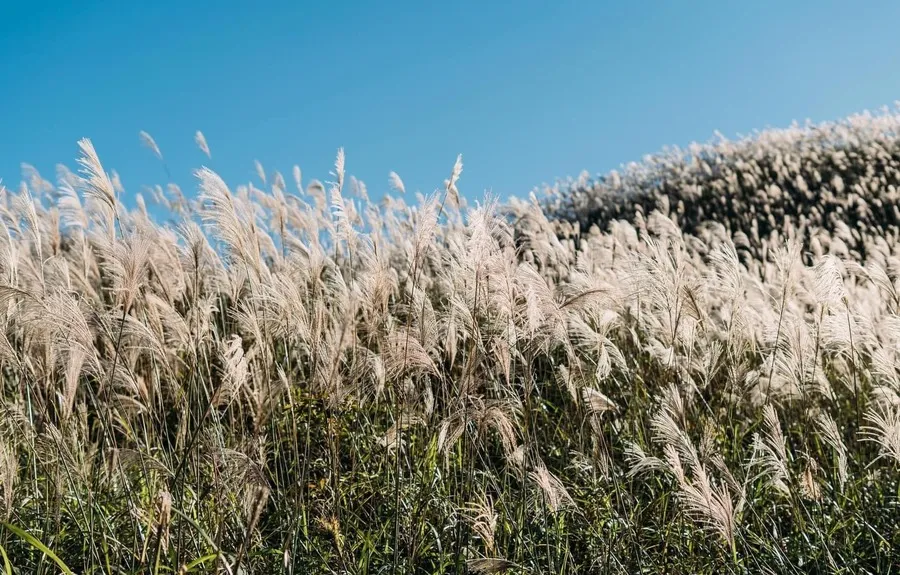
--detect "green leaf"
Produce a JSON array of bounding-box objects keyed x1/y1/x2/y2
[
  {"x1": 0, "y1": 542, "x2": 11, "y2": 575},
  {"x1": 183, "y1": 553, "x2": 219, "y2": 572},
  {"x1": 0, "y1": 522, "x2": 74, "y2": 575}
]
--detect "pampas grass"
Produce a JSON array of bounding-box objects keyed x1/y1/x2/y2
[{"x1": 2, "y1": 110, "x2": 900, "y2": 572}]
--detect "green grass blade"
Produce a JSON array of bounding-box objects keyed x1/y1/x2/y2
[
  {"x1": 0, "y1": 522, "x2": 74, "y2": 575},
  {"x1": 0, "y1": 542, "x2": 11, "y2": 575},
  {"x1": 183, "y1": 553, "x2": 219, "y2": 572}
]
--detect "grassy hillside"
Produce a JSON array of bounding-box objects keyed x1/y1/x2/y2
[
  {"x1": 546, "y1": 109, "x2": 900, "y2": 265},
  {"x1": 1, "y1": 117, "x2": 900, "y2": 573}
]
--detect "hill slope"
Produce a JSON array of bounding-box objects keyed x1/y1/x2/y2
[{"x1": 546, "y1": 110, "x2": 900, "y2": 263}]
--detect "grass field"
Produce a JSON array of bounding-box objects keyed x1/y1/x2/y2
[{"x1": 2, "y1": 112, "x2": 900, "y2": 573}]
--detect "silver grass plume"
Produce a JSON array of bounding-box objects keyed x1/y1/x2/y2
[
  {"x1": 195, "y1": 130, "x2": 211, "y2": 158},
  {"x1": 139, "y1": 130, "x2": 163, "y2": 161}
]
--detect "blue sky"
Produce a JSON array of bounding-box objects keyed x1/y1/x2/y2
[{"x1": 2, "y1": 1, "x2": 900, "y2": 206}]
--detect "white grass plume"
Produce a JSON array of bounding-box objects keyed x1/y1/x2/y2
[{"x1": 195, "y1": 130, "x2": 211, "y2": 158}]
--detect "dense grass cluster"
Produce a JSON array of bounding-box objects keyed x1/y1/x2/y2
[
  {"x1": 2, "y1": 114, "x2": 900, "y2": 573},
  {"x1": 548, "y1": 107, "x2": 900, "y2": 263}
]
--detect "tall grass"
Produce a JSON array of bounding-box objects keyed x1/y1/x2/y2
[{"x1": 2, "y1": 109, "x2": 900, "y2": 573}]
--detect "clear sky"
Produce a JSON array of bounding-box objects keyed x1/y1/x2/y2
[{"x1": 2, "y1": 0, "x2": 900, "y2": 205}]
